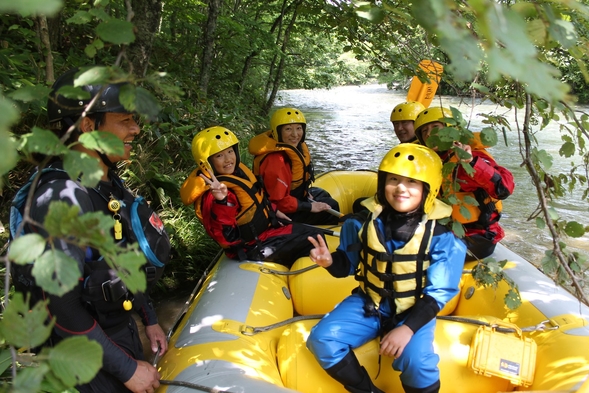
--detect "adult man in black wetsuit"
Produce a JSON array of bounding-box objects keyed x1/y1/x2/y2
[{"x1": 13, "y1": 68, "x2": 170, "y2": 393}]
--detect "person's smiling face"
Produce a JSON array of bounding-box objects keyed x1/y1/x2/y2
[
  {"x1": 392, "y1": 120, "x2": 416, "y2": 143},
  {"x1": 384, "y1": 173, "x2": 424, "y2": 213},
  {"x1": 100, "y1": 112, "x2": 140, "y2": 162},
  {"x1": 280, "y1": 123, "x2": 304, "y2": 147},
  {"x1": 210, "y1": 146, "x2": 236, "y2": 175}
]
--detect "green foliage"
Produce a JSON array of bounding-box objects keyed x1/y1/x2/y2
[
  {"x1": 471, "y1": 258, "x2": 522, "y2": 310},
  {"x1": 0, "y1": 293, "x2": 54, "y2": 349},
  {"x1": 1, "y1": 0, "x2": 589, "y2": 388}
]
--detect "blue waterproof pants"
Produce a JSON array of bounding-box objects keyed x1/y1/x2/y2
[{"x1": 306, "y1": 292, "x2": 439, "y2": 388}]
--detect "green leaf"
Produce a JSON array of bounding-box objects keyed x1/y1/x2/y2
[
  {"x1": 462, "y1": 195, "x2": 478, "y2": 207},
  {"x1": 0, "y1": 0, "x2": 63, "y2": 17},
  {"x1": 89, "y1": 7, "x2": 110, "y2": 21},
  {"x1": 113, "y1": 251, "x2": 147, "y2": 293},
  {"x1": 96, "y1": 19, "x2": 135, "y2": 45},
  {"x1": 79, "y1": 130, "x2": 124, "y2": 156},
  {"x1": 8, "y1": 85, "x2": 52, "y2": 103},
  {"x1": 504, "y1": 288, "x2": 522, "y2": 310},
  {"x1": 0, "y1": 348, "x2": 13, "y2": 376},
  {"x1": 564, "y1": 221, "x2": 585, "y2": 238},
  {"x1": 548, "y1": 19, "x2": 577, "y2": 49},
  {"x1": 49, "y1": 336, "x2": 103, "y2": 386},
  {"x1": 527, "y1": 19, "x2": 547, "y2": 45},
  {"x1": 479, "y1": 127, "x2": 498, "y2": 147},
  {"x1": 43, "y1": 200, "x2": 113, "y2": 248},
  {"x1": 120, "y1": 85, "x2": 161, "y2": 121},
  {"x1": 33, "y1": 248, "x2": 81, "y2": 296},
  {"x1": 85, "y1": 43, "x2": 97, "y2": 58},
  {"x1": 13, "y1": 362, "x2": 49, "y2": 393},
  {"x1": 20, "y1": 127, "x2": 69, "y2": 156},
  {"x1": 40, "y1": 368, "x2": 72, "y2": 392},
  {"x1": 8, "y1": 234, "x2": 47, "y2": 264},
  {"x1": 534, "y1": 149, "x2": 554, "y2": 170},
  {"x1": 55, "y1": 85, "x2": 90, "y2": 100},
  {"x1": 66, "y1": 10, "x2": 93, "y2": 25},
  {"x1": 559, "y1": 141, "x2": 575, "y2": 158},
  {"x1": 451, "y1": 220, "x2": 465, "y2": 238},
  {"x1": 63, "y1": 150, "x2": 103, "y2": 187},
  {"x1": 458, "y1": 205, "x2": 472, "y2": 221},
  {"x1": 0, "y1": 130, "x2": 18, "y2": 183},
  {"x1": 547, "y1": 206, "x2": 559, "y2": 220},
  {"x1": 75, "y1": 66, "x2": 110, "y2": 87},
  {"x1": 0, "y1": 292, "x2": 54, "y2": 348},
  {"x1": 535, "y1": 217, "x2": 546, "y2": 229}
]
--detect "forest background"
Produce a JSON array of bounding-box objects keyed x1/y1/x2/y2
[{"x1": 0, "y1": 0, "x2": 589, "y2": 390}]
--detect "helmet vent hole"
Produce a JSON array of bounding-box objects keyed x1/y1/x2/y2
[
  {"x1": 394, "y1": 152, "x2": 400, "y2": 157},
  {"x1": 407, "y1": 155, "x2": 415, "y2": 161},
  {"x1": 215, "y1": 135, "x2": 221, "y2": 139}
]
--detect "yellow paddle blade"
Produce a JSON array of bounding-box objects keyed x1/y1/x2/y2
[{"x1": 406, "y1": 60, "x2": 444, "y2": 108}]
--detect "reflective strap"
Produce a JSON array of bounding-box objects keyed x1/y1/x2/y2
[{"x1": 131, "y1": 196, "x2": 165, "y2": 267}]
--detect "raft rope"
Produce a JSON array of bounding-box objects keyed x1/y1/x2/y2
[
  {"x1": 159, "y1": 379, "x2": 237, "y2": 393},
  {"x1": 241, "y1": 314, "x2": 558, "y2": 336},
  {"x1": 259, "y1": 263, "x2": 319, "y2": 275},
  {"x1": 241, "y1": 314, "x2": 325, "y2": 335},
  {"x1": 436, "y1": 315, "x2": 558, "y2": 332}
]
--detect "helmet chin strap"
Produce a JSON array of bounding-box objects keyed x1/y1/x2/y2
[{"x1": 97, "y1": 151, "x2": 118, "y2": 170}]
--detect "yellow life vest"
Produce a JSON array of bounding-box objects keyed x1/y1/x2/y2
[
  {"x1": 180, "y1": 163, "x2": 274, "y2": 242},
  {"x1": 444, "y1": 134, "x2": 503, "y2": 225},
  {"x1": 356, "y1": 200, "x2": 452, "y2": 313},
  {"x1": 249, "y1": 130, "x2": 313, "y2": 198}
]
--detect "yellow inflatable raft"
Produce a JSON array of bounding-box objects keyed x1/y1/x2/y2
[{"x1": 155, "y1": 170, "x2": 589, "y2": 393}]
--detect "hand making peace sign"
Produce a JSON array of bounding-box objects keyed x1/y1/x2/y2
[{"x1": 199, "y1": 168, "x2": 228, "y2": 201}]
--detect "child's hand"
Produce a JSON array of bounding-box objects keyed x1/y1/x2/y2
[
  {"x1": 379, "y1": 325, "x2": 414, "y2": 358},
  {"x1": 453, "y1": 141, "x2": 473, "y2": 163},
  {"x1": 307, "y1": 235, "x2": 332, "y2": 267},
  {"x1": 199, "y1": 168, "x2": 228, "y2": 201},
  {"x1": 276, "y1": 210, "x2": 291, "y2": 223}
]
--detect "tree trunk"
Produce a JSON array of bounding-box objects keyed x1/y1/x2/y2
[
  {"x1": 199, "y1": 0, "x2": 222, "y2": 96},
  {"x1": 37, "y1": 15, "x2": 54, "y2": 84},
  {"x1": 129, "y1": 0, "x2": 163, "y2": 77},
  {"x1": 264, "y1": 0, "x2": 287, "y2": 99},
  {"x1": 264, "y1": 1, "x2": 301, "y2": 114}
]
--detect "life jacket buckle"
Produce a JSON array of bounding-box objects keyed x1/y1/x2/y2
[
  {"x1": 145, "y1": 266, "x2": 157, "y2": 281},
  {"x1": 101, "y1": 277, "x2": 127, "y2": 302}
]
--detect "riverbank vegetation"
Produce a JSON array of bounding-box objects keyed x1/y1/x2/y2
[{"x1": 1, "y1": 0, "x2": 589, "y2": 390}]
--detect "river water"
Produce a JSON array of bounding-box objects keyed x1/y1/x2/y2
[{"x1": 275, "y1": 84, "x2": 589, "y2": 267}]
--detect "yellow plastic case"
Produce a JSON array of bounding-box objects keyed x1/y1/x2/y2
[{"x1": 468, "y1": 319, "x2": 537, "y2": 387}]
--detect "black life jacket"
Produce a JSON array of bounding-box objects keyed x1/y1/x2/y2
[{"x1": 9, "y1": 165, "x2": 170, "y2": 323}]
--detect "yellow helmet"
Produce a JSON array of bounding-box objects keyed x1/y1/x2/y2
[
  {"x1": 378, "y1": 144, "x2": 442, "y2": 214},
  {"x1": 270, "y1": 107, "x2": 306, "y2": 142},
  {"x1": 390, "y1": 101, "x2": 426, "y2": 122},
  {"x1": 191, "y1": 126, "x2": 239, "y2": 173},
  {"x1": 413, "y1": 107, "x2": 453, "y2": 133}
]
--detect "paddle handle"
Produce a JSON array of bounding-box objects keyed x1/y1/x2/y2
[{"x1": 326, "y1": 208, "x2": 343, "y2": 218}]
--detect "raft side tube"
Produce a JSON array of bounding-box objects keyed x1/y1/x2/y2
[
  {"x1": 157, "y1": 256, "x2": 293, "y2": 391},
  {"x1": 313, "y1": 170, "x2": 378, "y2": 215}
]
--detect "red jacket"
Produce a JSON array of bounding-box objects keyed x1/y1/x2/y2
[
  {"x1": 200, "y1": 189, "x2": 294, "y2": 258},
  {"x1": 258, "y1": 152, "x2": 311, "y2": 214},
  {"x1": 439, "y1": 149, "x2": 515, "y2": 243}
]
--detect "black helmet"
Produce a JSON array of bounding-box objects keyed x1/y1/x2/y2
[{"x1": 47, "y1": 67, "x2": 130, "y2": 124}]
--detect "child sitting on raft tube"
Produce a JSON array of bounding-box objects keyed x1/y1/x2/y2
[
  {"x1": 180, "y1": 126, "x2": 325, "y2": 267},
  {"x1": 306, "y1": 144, "x2": 466, "y2": 393},
  {"x1": 413, "y1": 107, "x2": 515, "y2": 260},
  {"x1": 249, "y1": 107, "x2": 340, "y2": 225}
]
